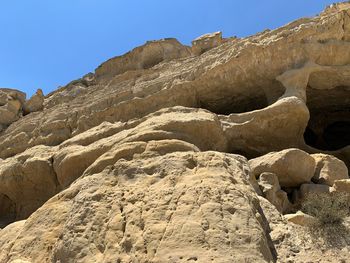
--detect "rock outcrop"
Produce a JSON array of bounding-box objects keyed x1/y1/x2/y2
[
  {"x1": 1, "y1": 2, "x2": 350, "y2": 262},
  {"x1": 23, "y1": 89, "x2": 44, "y2": 115},
  {"x1": 312, "y1": 153, "x2": 349, "y2": 185},
  {"x1": 249, "y1": 149, "x2": 316, "y2": 188},
  {"x1": 0, "y1": 88, "x2": 45, "y2": 132},
  {"x1": 191, "y1": 31, "x2": 225, "y2": 55},
  {"x1": 0, "y1": 89, "x2": 26, "y2": 131}
]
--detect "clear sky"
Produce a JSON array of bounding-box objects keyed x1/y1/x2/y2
[{"x1": 0, "y1": 0, "x2": 340, "y2": 97}]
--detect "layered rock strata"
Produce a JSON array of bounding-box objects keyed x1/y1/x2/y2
[{"x1": 1, "y1": 2, "x2": 350, "y2": 262}]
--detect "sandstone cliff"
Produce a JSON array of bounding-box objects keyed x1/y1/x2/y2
[{"x1": 1, "y1": 2, "x2": 350, "y2": 263}]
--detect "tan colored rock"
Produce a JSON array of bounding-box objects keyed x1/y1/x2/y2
[
  {"x1": 258, "y1": 172, "x2": 291, "y2": 213},
  {"x1": 0, "y1": 102, "x2": 20, "y2": 125},
  {"x1": 22, "y1": 89, "x2": 44, "y2": 115},
  {"x1": 311, "y1": 153, "x2": 349, "y2": 186},
  {"x1": 0, "y1": 150, "x2": 275, "y2": 262},
  {"x1": 95, "y1": 38, "x2": 191, "y2": 80},
  {"x1": 249, "y1": 148, "x2": 316, "y2": 187},
  {"x1": 222, "y1": 96, "x2": 309, "y2": 157},
  {"x1": 332, "y1": 179, "x2": 350, "y2": 193},
  {"x1": 0, "y1": 88, "x2": 26, "y2": 104},
  {"x1": 0, "y1": 220, "x2": 26, "y2": 263},
  {"x1": 297, "y1": 183, "x2": 331, "y2": 200},
  {"x1": 0, "y1": 88, "x2": 26, "y2": 128},
  {"x1": 0, "y1": 4, "x2": 350, "y2": 263},
  {"x1": 191, "y1": 31, "x2": 223, "y2": 55},
  {"x1": 284, "y1": 211, "x2": 318, "y2": 226},
  {"x1": 1, "y1": 7, "x2": 350, "y2": 162},
  {"x1": 0, "y1": 146, "x2": 59, "y2": 223}
]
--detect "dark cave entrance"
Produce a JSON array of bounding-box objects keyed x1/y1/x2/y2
[
  {"x1": 197, "y1": 82, "x2": 285, "y2": 115},
  {"x1": 199, "y1": 93, "x2": 269, "y2": 115},
  {"x1": 323, "y1": 121, "x2": 350, "y2": 150},
  {"x1": 303, "y1": 86, "x2": 350, "y2": 151},
  {"x1": 0, "y1": 193, "x2": 16, "y2": 228}
]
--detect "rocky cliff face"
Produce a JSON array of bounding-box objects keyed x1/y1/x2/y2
[{"x1": 1, "y1": 3, "x2": 350, "y2": 263}]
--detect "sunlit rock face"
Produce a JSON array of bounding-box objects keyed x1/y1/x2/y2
[{"x1": 1, "y1": 3, "x2": 350, "y2": 263}]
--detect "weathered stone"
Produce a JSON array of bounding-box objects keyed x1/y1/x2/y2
[
  {"x1": 191, "y1": 31, "x2": 224, "y2": 55},
  {"x1": 95, "y1": 38, "x2": 191, "y2": 80},
  {"x1": 0, "y1": 3, "x2": 350, "y2": 262},
  {"x1": 284, "y1": 211, "x2": 318, "y2": 226},
  {"x1": 0, "y1": 146, "x2": 59, "y2": 222},
  {"x1": 0, "y1": 150, "x2": 275, "y2": 263},
  {"x1": 332, "y1": 179, "x2": 350, "y2": 193},
  {"x1": 0, "y1": 88, "x2": 26, "y2": 128},
  {"x1": 298, "y1": 183, "x2": 331, "y2": 200},
  {"x1": 311, "y1": 153, "x2": 349, "y2": 186},
  {"x1": 0, "y1": 220, "x2": 26, "y2": 263},
  {"x1": 249, "y1": 149, "x2": 316, "y2": 187},
  {"x1": 2, "y1": 5, "x2": 350, "y2": 160},
  {"x1": 258, "y1": 172, "x2": 291, "y2": 213},
  {"x1": 23, "y1": 89, "x2": 44, "y2": 115}
]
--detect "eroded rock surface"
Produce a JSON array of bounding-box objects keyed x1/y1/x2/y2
[
  {"x1": 23, "y1": 89, "x2": 44, "y2": 115},
  {"x1": 0, "y1": 150, "x2": 275, "y2": 263},
  {"x1": 249, "y1": 149, "x2": 316, "y2": 188},
  {"x1": 1, "y1": 2, "x2": 350, "y2": 262}
]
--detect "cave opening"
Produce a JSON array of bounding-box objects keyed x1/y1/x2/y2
[
  {"x1": 199, "y1": 93, "x2": 269, "y2": 115},
  {"x1": 0, "y1": 193, "x2": 16, "y2": 228},
  {"x1": 303, "y1": 86, "x2": 350, "y2": 151},
  {"x1": 197, "y1": 82, "x2": 285, "y2": 115}
]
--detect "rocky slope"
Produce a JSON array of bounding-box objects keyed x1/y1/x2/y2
[{"x1": 1, "y1": 2, "x2": 350, "y2": 262}]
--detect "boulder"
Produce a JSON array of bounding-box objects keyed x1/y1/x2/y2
[
  {"x1": 258, "y1": 172, "x2": 291, "y2": 213},
  {"x1": 0, "y1": 150, "x2": 276, "y2": 262},
  {"x1": 0, "y1": 88, "x2": 26, "y2": 127},
  {"x1": 192, "y1": 31, "x2": 224, "y2": 55},
  {"x1": 332, "y1": 179, "x2": 350, "y2": 193},
  {"x1": 284, "y1": 211, "x2": 318, "y2": 226},
  {"x1": 311, "y1": 153, "x2": 349, "y2": 186},
  {"x1": 297, "y1": 183, "x2": 331, "y2": 200},
  {"x1": 249, "y1": 149, "x2": 316, "y2": 187},
  {"x1": 23, "y1": 89, "x2": 44, "y2": 115}
]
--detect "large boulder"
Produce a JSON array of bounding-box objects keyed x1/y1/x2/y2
[
  {"x1": 0, "y1": 150, "x2": 276, "y2": 263},
  {"x1": 297, "y1": 183, "x2": 331, "y2": 200},
  {"x1": 249, "y1": 149, "x2": 316, "y2": 187},
  {"x1": 311, "y1": 153, "x2": 349, "y2": 186}
]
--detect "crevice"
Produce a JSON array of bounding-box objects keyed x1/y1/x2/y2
[
  {"x1": 255, "y1": 200, "x2": 278, "y2": 262},
  {"x1": 0, "y1": 193, "x2": 17, "y2": 228},
  {"x1": 49, "y1": 156, "x2": 63, "y2": 192}
]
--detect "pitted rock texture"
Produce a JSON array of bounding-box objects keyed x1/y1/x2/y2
[{"x1": 1, "y1": 2, "x2": 350, "y2": 263}]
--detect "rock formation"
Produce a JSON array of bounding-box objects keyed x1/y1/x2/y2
[
  {"x1": 22, "y1": 89, "x2": 44, "y2": 115},
  {"x1": 1, "y1": 2, "x2": 350, "y2": 262},
  {"x1": 0, "y1": 88, "x2": 44, "y2": 132}
]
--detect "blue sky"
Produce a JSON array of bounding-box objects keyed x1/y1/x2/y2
[{"x1": 0, "y1": 0, "x2": 340, "y2": 97}]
